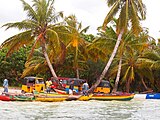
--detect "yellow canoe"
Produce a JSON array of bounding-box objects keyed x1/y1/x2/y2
[
  {"x1": 35, "y1": 93, "x2": 68, "y2": 102},
  {"x1": 78, "y1": 94, "x2": 93, "y2": 101}
]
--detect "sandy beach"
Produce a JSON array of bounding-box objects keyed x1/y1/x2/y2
[{"x1": 0, "y1": 87, "x2": 21, "y2": 94}]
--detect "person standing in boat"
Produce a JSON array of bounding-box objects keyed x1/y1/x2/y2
[
  {"x1": 69, "y1": 80, "x2": 74, "y2": 95},
  {"x1": 82, "y1": 81, "x2": 89, "y2": 95},
  {"x1": 46, "y1": 79, "x2": 52, "y2": 93},
  {"x1": 3, "y1": 79, "x2": 9, "y2": 93}
]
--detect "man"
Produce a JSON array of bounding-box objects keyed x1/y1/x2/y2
[
  {"x1": 69, "y1": 80, "x2": 74, "y2": 95},
  {"x1": 46, "y1": 79, "x2": 52, "y2": 93},
  {"x1": 82, "y1": 81, "x2": 89, "y2": 95},
  {"x1": 3, "y1": 79, "x2": 9, "y2": 93}
]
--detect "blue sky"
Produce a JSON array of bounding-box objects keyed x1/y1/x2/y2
[{"x1": 0, "y1": 0, "x2": 160, "y2": 44}]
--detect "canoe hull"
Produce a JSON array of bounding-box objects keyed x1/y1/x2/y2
[
  {"x1": 0, "y1": 95, "x2": 11, "y2": 101},
  {"x1": 0, "y1": 93, "x2": 15, "y2": 101},
  {"x1": 14, "y1": 95, "x2": 35, "y2": 101},
  {"x1": 91, "y1": 94, "x2": 134, "y2": 101},
  {"x1": 78, "y1": 94, "x2": 93, "y2": 101},
  {"x1": 35, "y1": 93, "x2": 68, "y2": 102},
  {"x1": 146, "y1": 93, "x2": 160, "y2": 99}
]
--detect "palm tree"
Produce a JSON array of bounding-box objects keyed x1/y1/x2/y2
[
  {"x1": 21, "y1": 48, "x2": 47, "y2": 78},
  {"x1": 88, "y1": 0, "x2": 146, "y2": 93},
  {"x1": 63, "y1": 15, "x2": 89, "y2": 78},
  {"x1": 109, "y1": 30, "x2": 156, "y2": 93},
  {"x1": 1, "y1": 0, "x2": 64, "y2": 79}
]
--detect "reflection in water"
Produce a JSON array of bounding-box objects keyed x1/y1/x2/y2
[{"x1": 0, "y1": 99, "x2": 160, "y2": 120}]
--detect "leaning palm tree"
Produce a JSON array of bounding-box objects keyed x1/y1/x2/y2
[
  {"x1": 1, "y1": 0, "x2": 64, "y2": 79},
  {"x1": 88, "y1": 0, "x2": 146, "y2": 92}
]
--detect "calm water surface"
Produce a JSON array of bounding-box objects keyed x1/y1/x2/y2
[{"x1": 0, "y1": 98, "x2": 160, "y2": 120}]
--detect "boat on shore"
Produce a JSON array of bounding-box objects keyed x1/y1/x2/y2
[
  {"x1": 35, "y1": 93, "x2": 68, "y2": 102},
  {"x1": 66, "y1": 94, "x2": 93, "y2": 101},
  {"x1": 91, "y1": 93, "x2": 134, "y2": 101},
  {"x1": 14, "y1": 93, "x2": 35, "y2": 101},
  {"x1": 54, "y1": 88, "x2": 93, "y2": 101},
  {"x1": 146, "y1": 93, "x2": 160, "y2": 99},
  {"x1": 0, "y1": 92, "x2": 35, "y2": 101},
  {"x1": 0, "y1": 93, "x2": 15, "y2": 101}
]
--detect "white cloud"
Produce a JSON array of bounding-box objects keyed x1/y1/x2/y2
[{"x1": 0, "y1": 0, "x2": 160, "y2": 45}]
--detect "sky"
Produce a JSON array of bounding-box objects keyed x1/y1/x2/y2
[{"x1": 0, "y1": 0, "x2": 160, "y2": 45}]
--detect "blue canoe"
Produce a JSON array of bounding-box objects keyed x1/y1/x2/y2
[{"x1": 146, "y1": 93, "x2": 160, "y2": 99}]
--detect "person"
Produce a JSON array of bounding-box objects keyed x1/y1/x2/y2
[
  {"x1": 35, "y1": 79, "x2": 39, "y2": 84},
  {"x1": 82, "y1": 81, "x2": 89, "y2": 95},
  {"x1": 69, "y1": 80, "x2": 74, "y2": 95},
  {"x1": 46, "y1": 79, "x2": 52, "y2": 93},
  {"x1": 3, "y1": 79, "x2": 9, "y2": 93}
]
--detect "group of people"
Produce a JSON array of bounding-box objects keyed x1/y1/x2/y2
[
  {"x1": 1, "y1": 78, "x2": 89, "y2": 95},
  {"x1": 69, "y1": 80, "x2": 89, "y2": 95}
]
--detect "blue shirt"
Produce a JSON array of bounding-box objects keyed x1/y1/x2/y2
[
  {"x1": 82, "y1": 83, "x2": 89, "y2": 91},
  {"x1": 3, "y1": 79, "x2": 8, "y2": 87}
]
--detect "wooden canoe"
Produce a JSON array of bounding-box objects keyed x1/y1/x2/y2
[
  {"x1": 14, "y1": 95, "x2": 35, "y2": 101},
  {"x1": 54, "y1": 89, "x2": 93, "y2": 101},
  {"x1": 78, "y1": 94, "x2": 93, "y2": 101},
  {"x1": 91, "y1": 93, "x2": 134, "y2": 101},
  {"x1": 35, "y1": 93, "x2": 68, "y2": 102},
  {"x1": 0, "y1": 93, "x2": 15, "y2": 101}
]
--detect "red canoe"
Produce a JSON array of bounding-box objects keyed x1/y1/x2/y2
[{"x1": 0, "y1": 93, "x2": 15, "y2": 101}]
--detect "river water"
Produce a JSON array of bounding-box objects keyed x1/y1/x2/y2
[{"x1": 0, "y1": 97, "x2": 160, "y2": 120}]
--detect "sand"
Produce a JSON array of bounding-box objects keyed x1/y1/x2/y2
[{"x1": 0, "y1": 87, "x2": 21, "y2": 94}]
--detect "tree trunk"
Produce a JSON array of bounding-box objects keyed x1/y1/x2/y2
[
  {"x1": 88, "y1": 30, "x2": 124, "y2": 93},
  {"x1": 112, "y1": 56, "x2": 122, "y2": 93},
  {"x1": 42, "y1": 44, "x2": 58, "y2": 79},
  {"x1": 126, "y1": 78, "x2": 130, "y2": 93},
  {"x1": 76, "y1": 68, "x2": 80, "y2": 79},
  {"x1": 141, "y1": 77, "x2": 148, "y2": 90}
]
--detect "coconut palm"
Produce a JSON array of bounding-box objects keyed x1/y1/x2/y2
[
  {"x1": 1, "y1": 0, "x2": 65, "y2": 79},
  {"x1": 110, "y1": 30, "x2": 156, "y2": 93},
  {"x1": 63, "y1": 15, "x2": 89, "y2": 78},
  {"x1": 88, "y1": 0, "x2": 146, "y2": 92}
]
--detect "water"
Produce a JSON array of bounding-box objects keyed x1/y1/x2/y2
[{"x1": 0, "y1": 98, "x2": 160, "y2": 120}]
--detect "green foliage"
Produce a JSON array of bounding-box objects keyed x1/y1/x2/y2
[{"x1": 0, "y1": 47, "x2": 28, "y2": 86}]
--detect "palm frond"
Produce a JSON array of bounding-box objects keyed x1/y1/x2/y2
[
  {"x1": 130, "y1": 0, "x2": 142, "y2": 35},
  {"x1": 136, "y1": 0, "x2": 146, "y2": 20},
  {"x1": 107, "y1": 0, "x2": 119, "y2": 7},
  {"x1": 1, "y1": 30, "x2": 34, "y2": 56},
  {"x1": 102, "y1": 0, "x2": 120, "y2": 30},
  {"x1": 117, "y1": 1, "x2": 128, "y2": 34},
  {"x1": 2, "y1": 20, "x2": 37, "y2": 31},
  {"x1": 20, "y1": 0, "x2": 38, "y2": 21}
]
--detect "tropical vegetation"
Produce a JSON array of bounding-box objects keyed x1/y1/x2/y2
[{"x1": 0, "y1": 0, "x2": 160, "y2": 93}]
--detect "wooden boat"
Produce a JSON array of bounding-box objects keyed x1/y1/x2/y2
[
  {"x1": 0, "y1": 94, "x2": 13, "y2": 101},
  {"x1": 54, "y1": 88, "x2": 93, "y2": 101},
  {"x1": 54, "y1": 88, "x2": 67, "y2": 95},
  {"x1": 0, "y1": 92, "x2": 35, "y2": 101},
  {"x1": 66, "y1": 95, "x2": 82, "y2": 101},
  {"x1": 14, "y1": 94, "x2": 35, "y2": 101},
  {"x1": 78, "y1": 94, "x2": 93, "y2": 101},
  {"x1": 66, "y1": 94, "x2": 93, "y2": 101},
  {"x1": 35, "y1": 93, "x2": 68, "y2": 102},
  {"x1": 91, "y1": 93, "x2": 134, "y2": 101},
  {"x1": 0, "y1": 93, "x2": 15, "y2": 101}
]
